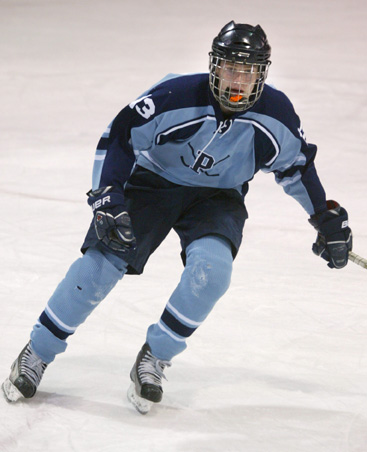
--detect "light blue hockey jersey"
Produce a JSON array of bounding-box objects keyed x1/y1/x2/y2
[{"x1": 92, "y1": 73, "x2": 327, "y2": 215}]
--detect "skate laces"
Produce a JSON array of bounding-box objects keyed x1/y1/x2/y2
[
  {"x1": 137, "y1": 350, "x2": 171, "y2": 386},
  {"x1": 19, "y1": 344, "x2": 47, "y2": 387}
]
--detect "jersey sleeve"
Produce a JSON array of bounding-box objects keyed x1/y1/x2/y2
[
  {"x1": 256, "y1": 90, "x2": 327, "y2": 216},
  {"x1": 91, "y1": 113, "x2": 135, "y2": 194},
  {"x1": 91, "y1": 87, "x2": 170, "y2": 195}
]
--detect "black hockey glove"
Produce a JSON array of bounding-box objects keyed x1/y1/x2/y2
[
  {"x1": 308, "y1": 200, "x2": 352, "y2": 269},
  {"x1": 87, "y1": 186, "x2": 136, "y2": 253}
]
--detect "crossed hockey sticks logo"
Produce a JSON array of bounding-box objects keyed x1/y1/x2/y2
[{"x1": 180, "y1": 142, "x2": 230, "y2": 176}]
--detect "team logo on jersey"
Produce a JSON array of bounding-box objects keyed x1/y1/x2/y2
[
  {"x1": 190, "y1": 151, "x2": 215, "y2": 173},
  {"x1": 181, "y1": 143, "x2": 230, "y2": 176}
]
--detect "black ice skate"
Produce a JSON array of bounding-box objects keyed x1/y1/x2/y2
[
  {"x1": 2, "y1": 341, "x2": 47, "y2": 402},
  {"x1": 127, "y1": 343, "x2": 171, "y2": 414}
]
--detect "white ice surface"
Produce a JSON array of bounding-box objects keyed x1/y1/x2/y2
[{"x1": 1, "y1": 1, "x2": 367, "y2": 451}]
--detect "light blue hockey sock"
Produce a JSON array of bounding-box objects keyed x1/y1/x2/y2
[
  {"x1": 147, "y1": 235, "x2": 233, "y2": 360},
  {"x1": 31, "y1": 247, "x2": 127, "y2": 363}
]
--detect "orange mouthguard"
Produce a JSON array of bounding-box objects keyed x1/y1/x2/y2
[{"x1": 229, "y1": 94, "x2": 243, "y2": 102}]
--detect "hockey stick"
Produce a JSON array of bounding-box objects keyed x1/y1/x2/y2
[{"x1": 348, "y1": 251, "x2": 367, "y2": 269}]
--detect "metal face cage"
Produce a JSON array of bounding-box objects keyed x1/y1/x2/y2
[{"x1": 209, "y1": 54, "x2": 270, "y2": 112}]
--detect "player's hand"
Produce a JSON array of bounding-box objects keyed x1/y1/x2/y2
[
  {"x1": 87, "y1": 187, "x2": 136, "y2": 253},
  {"x1": 309, "y1": 200, "x2": 352, "y2": 269}
]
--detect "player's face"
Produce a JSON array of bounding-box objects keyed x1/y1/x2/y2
[{"x1": 216, "y1": 61, "x2": 259, "y2": 111}]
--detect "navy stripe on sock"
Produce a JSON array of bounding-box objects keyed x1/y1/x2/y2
[
  {"x1": 39, "y1": 311, "x2": 72, "y2": 340},
  {"x1": 161, "y1": 309, "x2": 197, "y2": 338}
]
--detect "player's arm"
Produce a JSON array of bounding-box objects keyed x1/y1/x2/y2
[
  {"x1": 271, "y1": 149, "x2": 352, "y2": 268},
  {"x1": 258, "y1": 97, "x2": 352, "y2": 268},
  {"x1": 87, "y1": 91, "x2": 161, "y2": 253}
]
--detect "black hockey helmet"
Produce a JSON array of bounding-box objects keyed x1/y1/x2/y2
[
  {"x1": 211, "y1": 21, "x2": 271, "y2": 64},
  {"x1": 209, "y1": 21, "x2": 271, "y2": 112}
]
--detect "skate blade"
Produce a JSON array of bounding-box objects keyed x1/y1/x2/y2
[
  {"x1": 127, "y1": 382, "x2": 153, "y2": 415},
  {"x1": 2, "y1": 378, "x2": 23, "y2": 403}
]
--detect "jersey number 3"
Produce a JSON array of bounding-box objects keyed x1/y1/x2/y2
[{"x1": 129, "y1": 95, "x2": 156, "y2": 119}]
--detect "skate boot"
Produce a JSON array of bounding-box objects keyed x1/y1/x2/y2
[
  {"x1": 127, "y1": 343, "x2": 171, "y2": 414},
  {"x1": 2, "y1": 341, "x2": 47, "y2": 402}
]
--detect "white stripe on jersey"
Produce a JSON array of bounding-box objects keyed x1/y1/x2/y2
[
  {"x1": 236, "y1": 118, "x2": 280, "y2": 166},
  {"x1": 156, "y1": 116, "x2": 216, "y2": 144}
]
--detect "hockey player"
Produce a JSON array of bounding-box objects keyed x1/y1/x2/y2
[{"x1": 2, "y1": 21, "x2": 352, "y2": 414}]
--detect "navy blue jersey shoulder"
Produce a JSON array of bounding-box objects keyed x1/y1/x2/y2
[
  {"x1": 95, "y1": 73, "x2": 213, "y2": 194},
  {"x1": 251, "y1": 84, "x2": 301, "y2": 138},
  {"x1": 148, "y1": 73, "x2": 212, "y2": 113},
  {"x1": 109, "y1": 73, "x2": 211, "y2": 140}
]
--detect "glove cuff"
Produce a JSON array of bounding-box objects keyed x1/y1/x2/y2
[
  {"x1": 87, "y1": 186, "x2": 126, "y2": 211},
  {"x1": 308, "y1": 199, "x2": 341, "y2": 229}
]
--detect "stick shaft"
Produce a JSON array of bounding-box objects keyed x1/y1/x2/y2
[{"x1": 348, "y1": 251, "x2": 367, "y2": 269}]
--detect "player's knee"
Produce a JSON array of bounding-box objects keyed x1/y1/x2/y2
[
  {"x1": 74, "y1": 247, "x2": 127, "y2": 304},
  {"x1": 185, "y1": 236, "x2": 233, "y2": 302}
]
